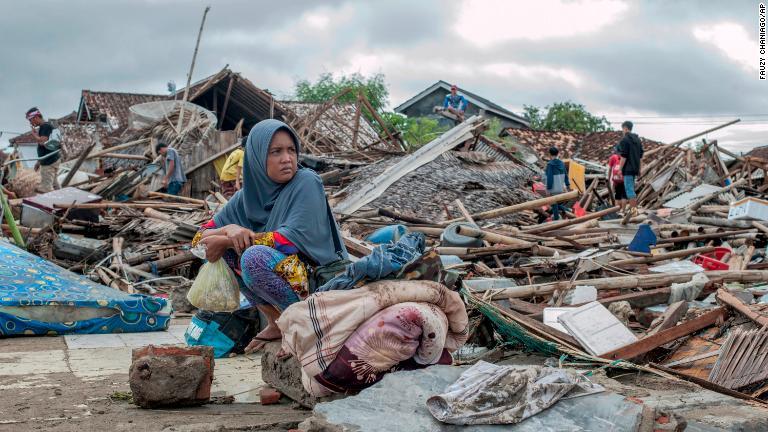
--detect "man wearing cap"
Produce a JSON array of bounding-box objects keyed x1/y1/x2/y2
[
  {"x1": 443, "y1": 84, "x2": 468, "y2": 123},
  {"x1": 26, "y1": 107, "x2": 62, "y2": 193}
]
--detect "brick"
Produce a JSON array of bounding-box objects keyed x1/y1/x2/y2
[
  {"x1": 129, "y1": 344, "x2": 214, "y2": 408},
  {"x1": 260, "y1": 387, "x2": 282, "y2": 405}
]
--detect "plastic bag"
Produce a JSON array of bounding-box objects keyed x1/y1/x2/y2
[{"x1": 187, "y1": 259, "x2": 240, "y2": 312}]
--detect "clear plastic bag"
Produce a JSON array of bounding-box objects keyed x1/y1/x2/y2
[{"x1": 187, "y1": 259, "x2": 240, "y2": 312}]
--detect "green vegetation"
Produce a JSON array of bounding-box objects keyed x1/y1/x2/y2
[
  {"x1": 523, "y1": 101, "x2": 612, "y2": 133},
  {"x1": 294, "y1": 72, "x2": 389, "y2": 113}
]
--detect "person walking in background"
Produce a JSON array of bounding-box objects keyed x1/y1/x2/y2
[
  {"x1": 156, "y1": 142, "x2": 187, "y2": 196},
  {"x1": 607, "y1": 148, "x2": 627, "y2": 212},
  {"x1": 26, "y1": 107, "x2": 62, "y2": 193},
  {"x1": 545, "y1": 146, "x2": 570, "y2": 221},
  {"x1": 220, "y1": 137, "x2": 245, "y2": 198},
  {"x1": 616, "y1": 121, "x2": 643, "y2": 213}
]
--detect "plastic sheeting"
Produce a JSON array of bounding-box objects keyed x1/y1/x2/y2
[
  {"x1": 427, "y1": 361, "x2": 604, "y2": 425},
  {"x1": 0, "y1": 240, "x2": 171, "y2": 336}
]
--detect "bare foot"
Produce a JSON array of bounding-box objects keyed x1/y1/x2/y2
[
  {"x1": 243, "y1": 325, "x2": 281, "y2": 354},
  {"x1": 276, "y1": 348, "x2": 292, "y2": 361}
]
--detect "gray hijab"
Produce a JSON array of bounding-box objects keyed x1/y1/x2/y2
[{"x1": 214, "y1": 119, "x2": 347, "y2": 266}]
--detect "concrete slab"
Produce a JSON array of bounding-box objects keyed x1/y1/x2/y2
[
  {"x1": 0, "y1": 335, "x2": 67, "y2": 353},
  {"x1": 307, "y1": 365, "x2": 644, "y2": 431},
  {"x1": 167, "y1": 324, "x2": 189, "y2": 342},
  {"x1": 68, "y1": 347, "x2": 132, "y2": 379},
  {"x1": 0, "y1": 350, "x2": 69, "y2": 375},
  {"x1": 65, "y1": 333, "x2": 126, "y2": 349},
  {"x1": 212, "y1": 354, "x2": 265, "y2": 403},
  {"x1": 118, "y1": 330, "x2": 181, "y2": 348}
]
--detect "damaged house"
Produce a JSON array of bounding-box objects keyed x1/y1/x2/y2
[{"x1": 394, "y1": 80, "x2": 530, "y2": 129}]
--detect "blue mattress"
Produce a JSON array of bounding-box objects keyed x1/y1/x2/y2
[{"x1": 0, "y1": 240, "x2": 171, "y2": 336}]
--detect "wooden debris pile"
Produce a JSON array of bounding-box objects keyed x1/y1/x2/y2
[{"x1": 327, "y1": 118, "x2": 768, "y2": 404}]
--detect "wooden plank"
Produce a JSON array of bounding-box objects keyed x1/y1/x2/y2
[
  {"x1": 184, "y1": 142, "x2": 241, "y2": 175},
  {"x1": 61, "y1": 141, "x2": 97, "y2": 187},
  {"x1": 717, "y1": 288, "x2": 768, "y2": 327},
  {"x1": 343, "y1": 235, "x2": 373, "y2": 258},
  {"x1": 649, "y1": 362, "x2": 767, "y2": 406},
  {"x1": 646, "y1": 300, "x2": 688, "y2": 336},
  {"x1": 600, "y1": 307, "x2": 727, "y2": 360},
  {"x1": 502, "y1": 299, "x2": 546, "y2": 316}
]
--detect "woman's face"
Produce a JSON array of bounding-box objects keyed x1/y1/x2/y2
[{"x1": 266, "y1": 130, "x2": 298, "y2": 183}]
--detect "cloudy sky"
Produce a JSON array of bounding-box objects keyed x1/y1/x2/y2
[{"x1": 1, "y1": 0, "x2": 765, "y2": 153}]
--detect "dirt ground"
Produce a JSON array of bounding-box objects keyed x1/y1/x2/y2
[{"x1": 0, "y1": 326, "x2": 309, "y2": 432}]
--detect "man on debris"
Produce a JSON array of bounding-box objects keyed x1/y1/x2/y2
[
  {"x1": 545, "y1": 146, "x2": 570, "y2": 221},
  {"x1": 616, "y1": 121, "x2": 644, "y2": 213},
  {"x1": 219, "y1": 137, "x2": 245, "y2": 198},
  {"x1": 26, "y1": 107, "x2": 62, "y2": 193},
  {"x1": 443, "y1": 84, "x2": 468, "y2": 123},
  {"x1": 156, "y1": 142, "x2": 187, "y2": 196}
]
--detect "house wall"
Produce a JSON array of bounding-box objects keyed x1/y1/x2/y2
[{"x1": 398, "y1": 88, "x2": 526, "y2": 129}]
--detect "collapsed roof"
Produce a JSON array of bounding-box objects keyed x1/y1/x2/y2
[{"x1": 500, "y1": 128, "x2": 668, "y2": 163}]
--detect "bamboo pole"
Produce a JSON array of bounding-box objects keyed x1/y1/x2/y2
[
  {"x1": 490, "y1": 270, "x2": 768, "y2": 299},
  {"x1": 455, "y1": 225, "x2": 571, "y2": 256},
  {"x1": 177, "y1": 5, "x2": 211, "y2": 131},
  {"x1": 85, "y1": 138, "x2": 150, "y2": 159},
  {"x1": 148, "y1": 191, "x2": 207, "y2": 206},
  {"x1": 442, "y1": 190, "x2": 579, "y2": 224},
  {"x1": 688, "y1": 178, "x2": 746, "y2": 211},
  {"x1": 134, "y1": 252, "x2": 197, "y2": 272},
  {"x1": 522, "y1": 206, "x2": 620, "y2": 234},
  {"x1": 55, "y1": 202, "x2": 201, "y2": 210},
  {"x1": 609, "y1": 246, "x2": 716, "y2": 266},
  {"x1": 690, "y1": 216, "x2": 753, "y2": 229}
]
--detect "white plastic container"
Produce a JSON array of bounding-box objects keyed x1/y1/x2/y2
[{"x1": 728, "y1": 197, "x2": 768, "y2": 221}]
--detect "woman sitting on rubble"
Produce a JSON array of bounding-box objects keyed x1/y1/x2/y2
[{"x1": 192, "y1": 119, "x2": 348, "y2": 353}]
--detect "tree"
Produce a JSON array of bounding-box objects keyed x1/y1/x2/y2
[
  {"x1": 294, "y1": 72, "x2": 389, "y2": 113},
  {"x1": 380, "y1": 113, "x2": 449, "y2": 151},
  {"x1": 523, "y1": 101, "x2": 612, "y2": 133}
]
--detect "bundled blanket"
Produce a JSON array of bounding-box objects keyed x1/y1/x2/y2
[{"x1": 277, "y1": 280, "x2": 468, "y2": 396}]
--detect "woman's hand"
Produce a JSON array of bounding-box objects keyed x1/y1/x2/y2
[
  {"x1": 224, "y1": 225, "x2": 258, "y2": 255},
  {"x1": 199, "y1": 235, "x2": 232, "y2": 262}
]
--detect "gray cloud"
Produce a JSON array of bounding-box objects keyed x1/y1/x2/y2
[{"x1": 1, "y1": 0, "x2": 765, "y2": 150}]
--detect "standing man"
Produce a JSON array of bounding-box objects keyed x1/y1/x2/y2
[
  {"x1": 442, "y1": 84, "x2": 468, "y2": 123},
  {"x1": 156, "y1": 142, "x2": 186, "y2": 196},
  {"x1": 26, "y1": 107, "x2": 61, "y2": 193},
  {"x1": 219, "y1": 137, "x2": 245, "y2": 198},
  {"x1": 616, "y1": 121, "x2": 644, "y2": 213},
  {"x1": 545, "y1": 146, "x2": 570, "y2": 221}
]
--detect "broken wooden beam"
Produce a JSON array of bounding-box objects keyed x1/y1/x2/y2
[
  {"x1": 600, "y1": 307, "x2": 727, "y2": 360},
  {"x1": 646, "y1": 300, "x2": 688, "y2": 336},
  {"x1": 716, "y1": 288, "x2": 768, "y2": 327}
]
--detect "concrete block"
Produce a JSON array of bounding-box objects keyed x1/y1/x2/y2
[
  {"x1": 129, "y1": 344, "x2": 214, "y2": 408},
  {"x1": 261, "y1": 342, "x2": 342, "y2": 408}
]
